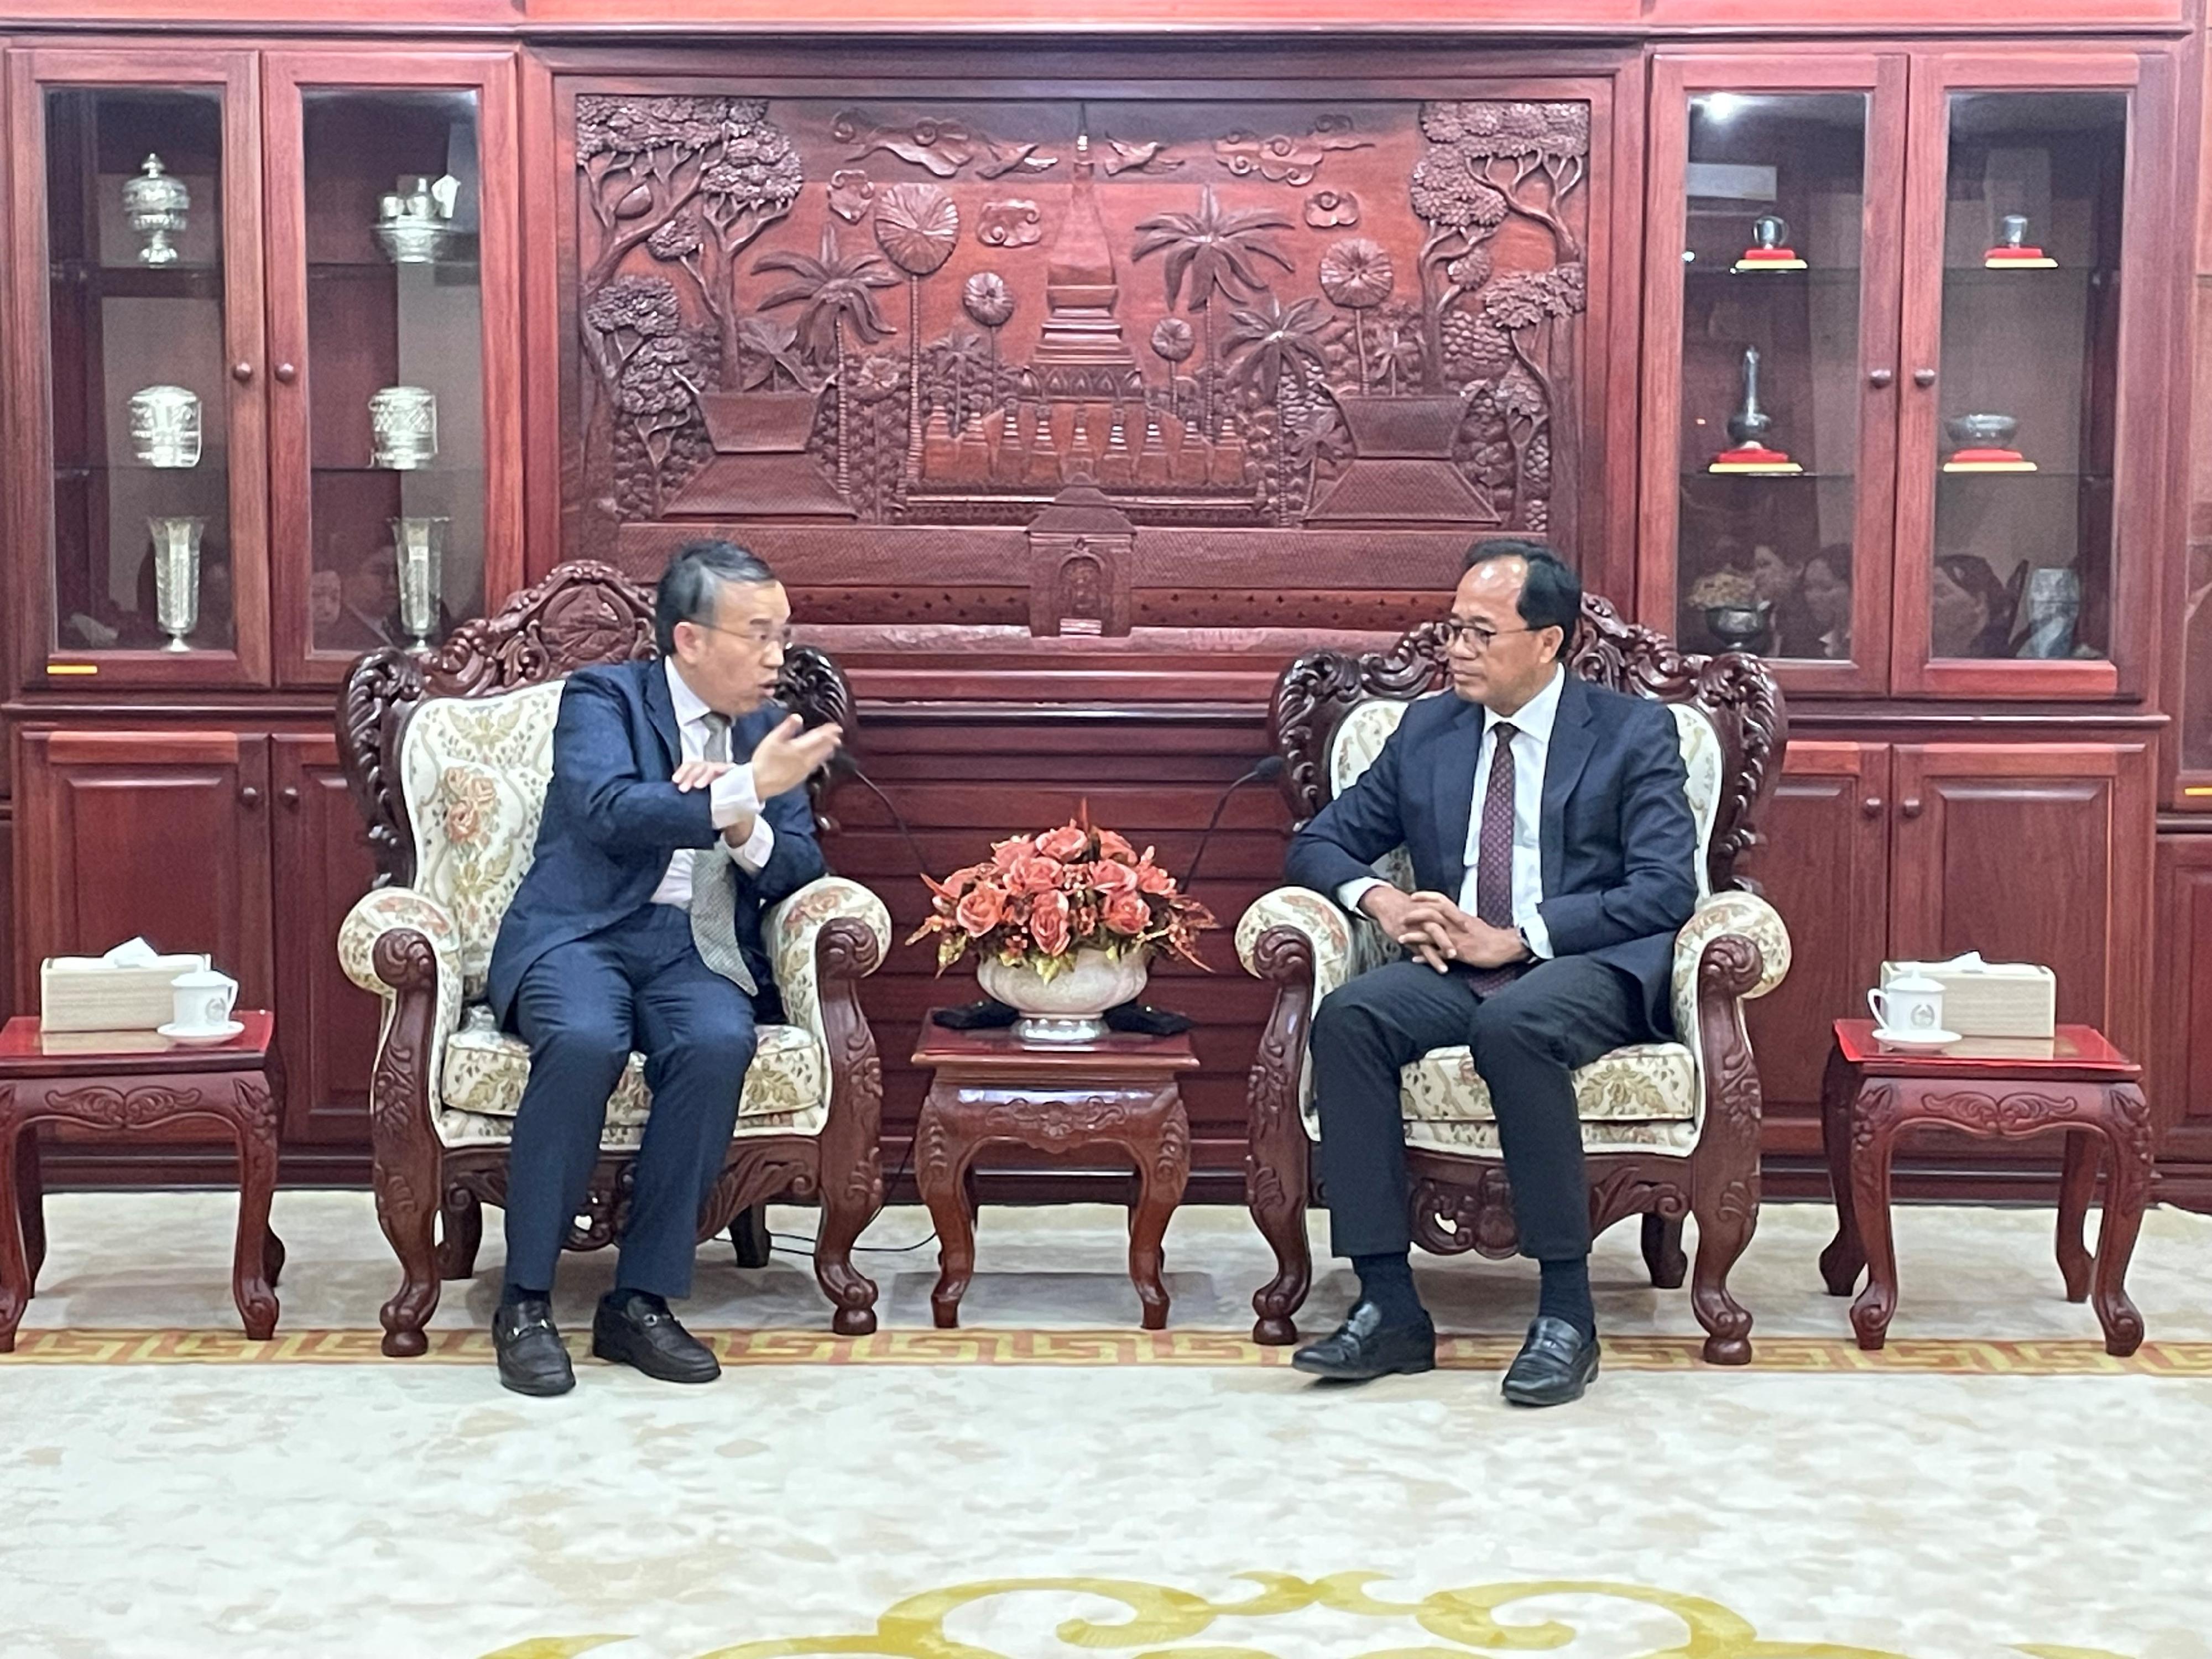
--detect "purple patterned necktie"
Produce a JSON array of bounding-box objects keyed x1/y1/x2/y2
[{"x1": 1465, "y1": 720, "x2": 1519, "y2": 996}]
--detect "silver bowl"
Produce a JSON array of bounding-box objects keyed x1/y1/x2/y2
[
  {"x1": 1704, "y1": 601, "x2": 1772, "y2": 650},
  {"x1": 1945, "y1": 413, "x2": 2018, "y2": 448}
]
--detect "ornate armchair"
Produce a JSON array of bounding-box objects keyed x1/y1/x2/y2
[
  {"x1": 1237, "y1": 596, "x2": 1789, "y2": 1364},
  {"x1": 335, "y1": 561, "x2": 890, "y2": 1357}
]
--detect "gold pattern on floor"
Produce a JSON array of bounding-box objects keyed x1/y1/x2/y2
[
  {"x1": 473, "y1": 1575, "x2": 2142, "y2": 1659},
  {"x1": 6, "y1": 1327, "x2": 2211, "y2": 1374}
]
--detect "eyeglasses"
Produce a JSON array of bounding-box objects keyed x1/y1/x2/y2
[
  {"x1": 1440, "y1": 619, "x2": 1540, "y2": 653},
  {"x1": 686, "y1": 619, "x2": 794, "y2": 651}
]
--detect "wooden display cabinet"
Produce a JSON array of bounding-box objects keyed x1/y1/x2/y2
[
  {"x1": 1640, "y1": 45, "x2": 2180, "y2": 702},
  {"x1": 3, "y1": 43, "x2": 523, "y2": 692}
]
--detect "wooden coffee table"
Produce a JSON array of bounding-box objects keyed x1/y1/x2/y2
[
  {"x1": 0, "y1": 1013, "x2": 285, "y2": 1350},
  {"x1": 1817, "y1": 1019, "x2": 2152, "y2": 1355},
  {"x1": 911, "y1": 1015, "x2": 1199, "y2": 1331}
]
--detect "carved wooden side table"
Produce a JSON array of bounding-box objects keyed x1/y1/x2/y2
[
  {"x1": 1817, "y1": 1018, "x2": 2152, "y2": 1355},
  {"x1": 912, "y1": 1015, "x2": 1199, "y2": 1331},
  {"x1": 0, "y1": 1013, "x2": 285, "y2": 1350}
]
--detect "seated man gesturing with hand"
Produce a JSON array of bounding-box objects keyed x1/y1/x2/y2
[
  {"x1": 483, "y1": 540, "x2": 842, "y2": 1397},
  {"x1": 1286, "y1": 540, "x2": 1697, "y2": 1406}
]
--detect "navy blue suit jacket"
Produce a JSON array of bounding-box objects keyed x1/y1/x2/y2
[
  {"x1": 1285, "y1": 674, "x2": 1699, "y2": 1037},
  {"x1": 485, "y1": 659, "x2": 827, "y2": 1027}
]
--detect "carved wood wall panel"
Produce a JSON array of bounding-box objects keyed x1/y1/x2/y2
[{"x1": 559, "y1": 77, "x2": 1604, "y2": 661}]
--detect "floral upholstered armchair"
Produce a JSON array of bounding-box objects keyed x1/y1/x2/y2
[
  {"x1": 336, "y1": 561, "x2": 891, "y2": 1358},
  {"x1": 1237, "y1": 595, "x2": 1790, "y2": 1364}
]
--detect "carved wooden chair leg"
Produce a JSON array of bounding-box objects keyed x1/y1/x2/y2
[
  {"x1": 813, "y1": 1158, "x2": 883, "y2": 1338},
  {"x1": 1246, "y1": 1133, "x2": 1313, "y2": 1347},
  {"x1": 1640, "y1": 1212, "x2": 1688, "y2": 1289},
  {"x1": 728, "y1": 1203, "x2": 773, "y2": 1268},
  {"x1": 439, "y1": 1186, "x2": 484, "y2": 1281},
  {"x1": 1689, "y1": 1185, "x2": 1757, "y2": 1365}
]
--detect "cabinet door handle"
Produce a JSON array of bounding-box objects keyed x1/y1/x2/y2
[
  {"x1": 279, "y1": 786, "x2": 300, "y2": 808},
  {"x1": 1861, "y1": 795, "x2": 1884, "y2": 818},
  {"x1": 1900, "y1": 796, "x2": 1923, "y2": 819},
  {"x1": 274, "y1": 362, "x2": 297, "y2": 384},
  {"x1": 232, "y1": 361, "x2": 254, "y2": 383},
  {"x1": 239, "y1": 785, "x2": 262, "y2": 807},
  {"x1": 1912, "y1": 367, "x2": 1936, "y2": 388},
  {"x1": 1867, "y1": 368, "x2": 1894, "y2": 388}
]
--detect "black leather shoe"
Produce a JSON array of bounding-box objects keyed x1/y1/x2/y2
[
  {"x1": 1290, "y1": 1300, "x2": 1436, "y2": 1382},
  {"x1": 493, "y1": 1297, "x2": 575, "y2": 1397},
  {"x1": 591, "y1": 1291, "x2": 721, "y2": 1384},
  {"x1": 1501, "y1": 1316, "x2": 1600, "y2": 1407}
]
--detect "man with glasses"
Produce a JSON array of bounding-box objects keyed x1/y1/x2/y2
[
  {"x1": 1286, "y1": 538, "x2": 1697, "y2": 1405},
  {"x1": 483, "y1": 540, "x2": 843, "y2": 1396}
]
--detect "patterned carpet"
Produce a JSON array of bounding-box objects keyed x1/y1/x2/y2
[{"x1": 3, "y1": 1194, "x2": 2209, "y2": 1657}]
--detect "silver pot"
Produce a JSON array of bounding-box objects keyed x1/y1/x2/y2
[
  {"x1": 129, "y1": 385, "x2": 202, "y2": 468},
  {"x1": 369, "y1": 386, "x2": 437, "y2": 469}
]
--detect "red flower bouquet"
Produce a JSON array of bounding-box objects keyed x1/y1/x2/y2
[{"x1": 907, "y1": 817, "x2": 1217, "y2": 976}]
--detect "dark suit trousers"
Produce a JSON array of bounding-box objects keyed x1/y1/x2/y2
[
  {"x1": 1312, "y1": 954, "x2": 1641, "y2": 1262},
  {"x1": 503, "y1": 903, "x2": 758, "y2": 1300}
]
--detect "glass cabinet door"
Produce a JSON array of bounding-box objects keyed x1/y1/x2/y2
[
  {"x1": 8, "y1": 52, "x2": 269, "y2": 686},
  {"x1": 1642, "y1": 56, "x2": 1907, "y2": 695},
  {"x1": 1895, "y1": 55, "x2": 2167, "y2": 697},
  {"x1": 263, "y1": 53, "x2": 519, "y2": 685}
]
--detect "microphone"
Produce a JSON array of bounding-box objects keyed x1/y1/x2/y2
[
  {"x1": 1182, "y1": 754, "x2": 1284, "y2": 890},
  {"x1": 827, "y1": 750, "x2": 930, "y2": 877}
]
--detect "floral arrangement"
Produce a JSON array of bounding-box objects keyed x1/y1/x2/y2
[{"x1": 907, "y1": 817, "x2": 1217, "y2": 976}]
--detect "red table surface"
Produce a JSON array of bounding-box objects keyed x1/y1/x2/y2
[
  {"x1": 1831, "y1": 1018, "x2": 2136, "y2": 1077},
  {"x1": 912, "y1": 1012, "x2": 1199, "y2": 1072},
  {"x1": 0, "y1": 1011, "x2": 275, "y2": 1072}
]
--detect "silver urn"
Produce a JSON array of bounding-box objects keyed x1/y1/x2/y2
[{"x1": 122, "y1": 154, "x2": 190, "y2": 267}]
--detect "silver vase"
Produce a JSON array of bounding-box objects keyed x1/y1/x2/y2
[
  {"x1": 368, "y1": 386, "x2": 437, "y2": 469},
  {"x1": 147, "y1": 516, "x2": 205, "y2": 651},
  {"x1": 390, "y1": 516, "x2": 448, "y2": 651},
  {"x1": 122, "y1": 154, "x2": 190, "y2": 267},
  {"x1": 129, "y1": 385, "x2": 202, "y2": 468}
]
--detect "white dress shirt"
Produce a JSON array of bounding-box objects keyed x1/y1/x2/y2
[
  {"x1": 1337, "y1": 665, "x2": 1565, "y2": 960},
  {"x1": 649, "y1": 658, "x2": 776, "y2": 909}
]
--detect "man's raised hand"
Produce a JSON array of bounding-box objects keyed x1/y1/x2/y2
[{"x1": 752, "y1": 714, "x2": 844, "y2": 799}]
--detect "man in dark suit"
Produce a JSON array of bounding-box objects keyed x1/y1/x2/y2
[
  {"x1": 1286, "y1": 540, "x2": 1697, "y2": 1405},
  {"x1": 484, "y1": 540, "x2": 842, "y2": 1397}
]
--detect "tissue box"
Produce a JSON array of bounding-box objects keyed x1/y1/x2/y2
[
  {"x1": 1879, "y1": 953, "x2": 2056, "y2": 1039},
  {"x1": 40, "y1": 952, "x2": 209, "y2": 1033}
]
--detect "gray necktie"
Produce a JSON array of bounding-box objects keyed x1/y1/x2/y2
[{"x1": 687, "y1": 713, "x2": 757, "y2": 996}]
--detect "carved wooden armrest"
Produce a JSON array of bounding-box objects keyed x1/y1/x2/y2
[
  {"x1": 338, "y1": 887, "x2": 466, "y2": 1120},
  {"x1": 767, "y1": 876, "x2": 892, "y2": 1051},
  {"x1": 1235, "y1": 885, "x2": 1361, "y2": 1006},
  {"x1": 1671, "y1": 890, "x2": 1791, "y2": 1009},
  {"x1": 1668, "y1": 890, "x2": 1790, "y2": 1138}
]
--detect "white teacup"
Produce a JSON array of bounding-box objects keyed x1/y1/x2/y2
[
  {"x1": 1867, "y1": 971, "x2": 1945, "y2": 1036},
  {"x1": 170, "y1": 967, "x2": 239, "y2": 1032}
]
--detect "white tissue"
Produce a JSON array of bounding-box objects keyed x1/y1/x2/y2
[{"x1": 100, "y1": 936, "x2": 163, "y2": 968}]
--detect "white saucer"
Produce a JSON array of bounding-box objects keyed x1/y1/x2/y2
[
  {"x1": 1872, "y1": 1026, "x2": 1960, "y2": 1052},
  {"x1": 158, "y1": 1019, "x2": 244, "y2": 1045}
]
